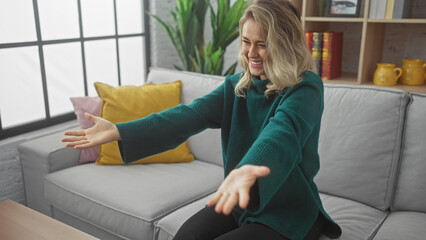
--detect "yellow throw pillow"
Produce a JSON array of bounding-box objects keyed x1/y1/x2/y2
[{"x1": 94, "y1": 81, "x2": 194, "y2": 165}]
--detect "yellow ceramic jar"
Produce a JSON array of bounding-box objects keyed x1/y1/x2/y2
[
  {"x1": 374, "y1": 63, "x2": 402, "y2": 86},
  {"x1": 399, "y1": 58, "x2": 426, "y2": 86}
]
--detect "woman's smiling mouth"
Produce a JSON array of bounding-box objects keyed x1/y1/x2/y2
[{"x1": 250, "y1": 60, "x2": 263, "y2": 68}]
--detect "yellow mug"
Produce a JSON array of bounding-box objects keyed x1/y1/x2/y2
[
  {"x1": 399, "y1": 58, "x2": 426, "y2": 86},
  {"x1": 374, "y1": 63, "x2": 402, "y2": 86}
]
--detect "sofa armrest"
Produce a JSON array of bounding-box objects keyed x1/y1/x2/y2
[{"x1": 18, "y1": 130, "x2": 80, "y2": 216}]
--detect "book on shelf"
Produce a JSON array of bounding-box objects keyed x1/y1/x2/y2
[
  {"x1": 321, "y1": 32, "x2": 343, "y2": 80},
  {"x1": 393, "y1": 0, "x2": 412, "y2": 19},
  {"x1": 385, "y1": 0, "x2": 395, "y2": 19},
  {"x1": 312, "y1": 32, "x2": 323, "y2": 76},
  {"x1": 369, "y1": 0, "x2": 378, "y2": 18},
  {"x1": 305, "y1": 32, "x2": 313, "y2": 53},
  {"x1": 376, "y1": 0, "x2": 387, "y2": 19}
]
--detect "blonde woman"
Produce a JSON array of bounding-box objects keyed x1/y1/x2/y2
[{"x1": 63, "y1": 0, "x2": 341, "y2": 239}]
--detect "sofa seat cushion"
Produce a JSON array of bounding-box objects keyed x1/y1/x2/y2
[
  {"x1": 319, "y1": 193, "x2": 388, "y2": 240},
  {"x1": 44, "y1": 160, "x2": 223, "y2": 240},
  {"x1": 154, "y1": 193, "x2": 215, "y2": 240},
  {"x1": 372, "y1": 211, "x2": 426, "y2": 240}
]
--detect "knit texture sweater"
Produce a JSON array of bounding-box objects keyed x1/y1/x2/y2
[{"x1": 116, "y1": 71, "x2": 342, "y2": 240}]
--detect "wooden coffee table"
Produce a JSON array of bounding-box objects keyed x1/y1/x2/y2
[{"x1": 0, "y1": 199, "x2": 98, "y2": 240}]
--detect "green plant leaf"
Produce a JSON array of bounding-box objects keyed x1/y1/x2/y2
[
  {"x1": 171, "y1": 12, "x2": 190, "y2": 70},
  {"x1": 174, "y1": 65, "x2": 183, "y2": 71},
  {"x1": 217, "y1": 0, "x2": 246, "y2": 49},
  {"x1": 149, "y1": 12, "x2": 188, "y2": 69},
  {"x1": 224, "y1": 62, "x2": 238, "y2": 75},
  {"x1": 210, "y1": 0, "x2": 247, "y2": 53},
  {"x1": 207, "y1": 1, "x2": 217, "y2": 39},
  {"x1": 192, "y1": 46, "x2": 203, "y2": 72}
]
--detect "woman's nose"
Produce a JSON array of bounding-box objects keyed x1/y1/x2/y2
[{"x1": 248, "y1": 46, "x2": 257, "y2": 58}]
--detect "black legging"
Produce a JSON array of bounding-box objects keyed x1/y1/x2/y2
[{"x1": 173, "y1": 206, "x2": 325, "y2": 240}]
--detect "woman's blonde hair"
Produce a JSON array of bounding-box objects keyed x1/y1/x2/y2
[{"x1": 235, "y1": 0, "x2": 315, "y2": 97}]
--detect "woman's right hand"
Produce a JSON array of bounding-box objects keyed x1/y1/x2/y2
[{"x1": 62, "y1": 113, "x2": 121, "y2": 149}]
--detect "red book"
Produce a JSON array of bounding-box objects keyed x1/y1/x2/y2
[
  {"x1": 305, "y1": 32, "x2": 313, "y2": 53},
  {"x1": 321, "y1": 32, "x2": 343, "y2": 80}
]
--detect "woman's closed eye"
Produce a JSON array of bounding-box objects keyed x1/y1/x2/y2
[{"x1": 243, "y1": 41, "x2": 266, "y2": 49}]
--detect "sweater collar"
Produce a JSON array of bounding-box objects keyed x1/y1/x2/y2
[{"x1": 251, "y1": 76, "x2": 269, "y2": 92}]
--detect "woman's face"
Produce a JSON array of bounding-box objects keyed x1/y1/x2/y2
[{"x1": 241, "y1": 19, "x2": 268, "y2": 80}]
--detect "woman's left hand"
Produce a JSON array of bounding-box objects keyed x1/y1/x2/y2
[{"x1": 206, "y1": 165, "x2": 270, "y2": 215}]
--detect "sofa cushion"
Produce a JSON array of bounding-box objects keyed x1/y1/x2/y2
[
  {"x1": 315, "y1": 84, "x2": 410, "y2": 210},
  {"x1": 392, "y1": 93, "x2": 426, "y2": 212},
  {"x1": 319, "y1": 193, "x2": 388, "y2": 240},
  {"x1": 154, "y1": 193, "x2": 215, "y2": 240},
  {"x1": 94, "y1": 80, "x2": 194, "y2": 165},
  {"x1": 70, "y1": 96, "x2": 103, "y2": 164},
  {"x1": 147, "y1": 68, "x2": 225, "y2": 166},
  {"x1": 44, "y1": 161, "x2": 223, "y2": 240},
  {"x1": 372, "y1": 211, "x2": 426, "y2": 240}
]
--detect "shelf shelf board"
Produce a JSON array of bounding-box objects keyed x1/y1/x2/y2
[
  {"x1": 304, "y1": 17, "x2": 363, "y2": 23},
  {"x1": 367, "y1": 18, "x2": 426, "y2": 24},
  {"x1": 363, "y1": 83, "x2": 426, "y2": 93},
  {"x1": 322, "y1": 72, "x2": 358, "y2": 85}
]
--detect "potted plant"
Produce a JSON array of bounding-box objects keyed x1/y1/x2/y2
[{"x1": 149, "y1": 0, "x2": 247, "y2": 76}]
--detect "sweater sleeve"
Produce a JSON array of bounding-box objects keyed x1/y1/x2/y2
[
  {"x1": 236, "y1": 79, "x2": 324, "y2": 214},
  {"x1": 116, "y1": 81, "x2": 225, "y2": 164}
]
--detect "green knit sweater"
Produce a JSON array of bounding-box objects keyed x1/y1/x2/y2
[{"x1": 116, "y1": 71, "x2": 341, "y2": 239}]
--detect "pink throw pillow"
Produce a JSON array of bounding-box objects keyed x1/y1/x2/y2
[{"x1": 70, "y1": 96, "x2": 103, "y2": 164}]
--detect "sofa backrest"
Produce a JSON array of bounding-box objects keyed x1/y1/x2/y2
[
  {"x1": 392, "y1": 93, "x2": 426, "y2": 212},
  {"x1": 315, "y1": 84, "x2": 410, "y2": 211},
  {"x1": 147, "y1": 67, "x2": 224, "y2": 166}
]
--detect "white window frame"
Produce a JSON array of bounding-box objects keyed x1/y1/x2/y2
[{"x1": 0, "y1": 0, "x2": 151, "y2": 139}]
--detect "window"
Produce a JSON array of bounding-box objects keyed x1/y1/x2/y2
[{"x1": 0, "y1": 0, "x2": 150, "y2": 139}]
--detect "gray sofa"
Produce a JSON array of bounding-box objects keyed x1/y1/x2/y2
[{"x1": 19, "y1": 68, "x2": 426, "y2": 240}]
